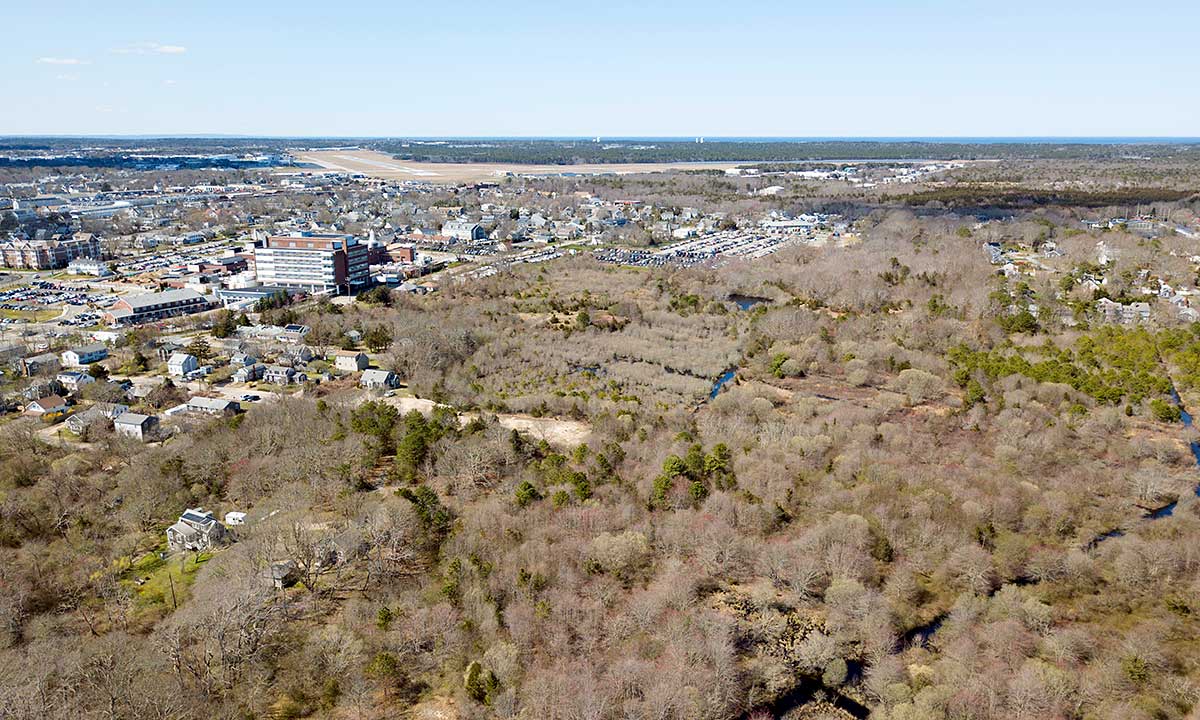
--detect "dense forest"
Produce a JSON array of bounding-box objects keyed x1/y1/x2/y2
[{"x1": 4, "y1": 202, "x2": 1200, "y2": 720}]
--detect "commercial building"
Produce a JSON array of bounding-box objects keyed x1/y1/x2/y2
[
  {"x1": 442, "y1": 221, "x2": 487, "y2": 242},
  {"x1": 0, "y1": 233, "x2": 103, "y2": 270},
  {"x1": 215, "y1": 285, "x2": 300, "y2": 306},
  {"x1": 105, "y1": 289, "x2": 211, "y2": 325},
  {"x1": 253, "y1": 233, "x2": 370, "y2": 294},
  {"x1": 67, "y1": 257, "x2": 114, "y2": 276}
]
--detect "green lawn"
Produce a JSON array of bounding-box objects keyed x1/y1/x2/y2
[
  {"x1": 0, "y1": 307, "x2": 59, "y2": 322},
  {"x1": 121, "y1": 544, "x2": 213, "y2": 610}
]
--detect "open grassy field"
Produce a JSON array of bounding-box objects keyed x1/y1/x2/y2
[
  {"x1": 290, "y1": 149, "x2": 741, "y2": 183},
  {"x1": 120, "y1": 544, "x2": 212, "y2": 612},
  {"x1": 0, "y1": 307, "x2": 60, "y2": 322}
]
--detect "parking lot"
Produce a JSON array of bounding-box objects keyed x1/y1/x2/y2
[
  {"x1": 594, "y1": 228, "x2": 824, "y2": 268},
  {"x1": 0, "y1": 281, "x2": 116, "y2": 314},
  {"x1": 115, "y1": 237, "x2": 242, "y2": 275}
]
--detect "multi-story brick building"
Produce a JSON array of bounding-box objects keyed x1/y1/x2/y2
[
  {"x1": 0, "y1": 233, "x2": 102, "y2": 270},
  {"x1": 253, "y1": 233, "x2": 370, "y2": 294}
]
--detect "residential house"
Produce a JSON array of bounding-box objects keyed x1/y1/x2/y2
[
  {"x1": 23, "y1": 379, "x2": 65, "y2": 400},
  {"x1": 113, "y1": 412, "x2": 159, "y2": 441},
  {"x1": 61, "y1": 343, "x2": 108, "y2": 367},
  {"x1": 0, "y1": 343, "x2": 24, "y2": 364},
  {"x1": 166, "y1": 508, "x2": 227, "y2": 552},
  {"x1": 280, "y1": 325, "x2": 311, "y2": 344},
  {"x1": 360, "y1": 369, "x2": 399, "y2": 389},
  {"x1": 263, "y1": 365, "x2": 305, "y2": 385},
  {"x1": 56, "y1": 370, "x2": 96, "y2": 393},
  {"x1": 333, "y1": 350, "x2": 369, "y2": 372},
  {"x1": 281, "y1": 345, "x2": 313, "y2": 365},
  {"x1": 167, "y1": 352, "x2": 199, "y2": 377},
  {"x1": 233, "y1": 363, "x2": 265, "y2": 383},
  {"x1": 65, "y1": 402, "x2": 129, "y2": 435},
  {"x1": 186, "y1": 396, "x2": 241, "y2": 415},
  {"x1": 20, "y1": 353, "x2": 59, "y2": 377},
  {"x1": 261, "y1": 560, "x2": 300, "y2": 589},
  {"x1": 26, "y1": 394, "x2": 69, "y2": 416},
  {"x1": 229, "y1": 351, "x2": 257, "y2": 367},
  {"x1": 156, "y1": 341, "x2": 186, "y2": 363},
  {"x1": 1097, "y1": 298, "x2": 1153, "y2": 325}
]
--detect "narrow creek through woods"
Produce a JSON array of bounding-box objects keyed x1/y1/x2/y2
[
  {"x1": 904, "y1": 386, "x2": 1200, "y2": 652},
  {"x1": 730, "y1": 294, "x2": 770, "y2": 311},
  {"x1": 709, "y1": 368, "x2": 737, "y2": 400},
  {"x1": 752, "y1": 387, "x2": 1200, "y2": 719},
  {"x1": 705, "y1": 297, "x2": 772, "y2": 401},
  {"x1": 1086, "y1": 387, "x2": 1200, "y2": 546},
  {"x1": 739, "y1": 676, "x2": 871, "y2": 720}
]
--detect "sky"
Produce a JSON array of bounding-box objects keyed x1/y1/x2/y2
[{"x1": 3, "y1": 0, "x2": 1198, "y2": 137}]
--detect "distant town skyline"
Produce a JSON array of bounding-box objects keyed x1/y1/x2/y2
[{"x1": 4, "y1": 0, "x2": 1198, "y2": 137}]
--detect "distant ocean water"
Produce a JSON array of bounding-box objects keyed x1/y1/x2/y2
[
  {"x1": 422, "y1": 136, "x2": 1200, "y2": 144},
  {"x1": 5, "y1": 135, "x2": 1197, "y2": 144}
]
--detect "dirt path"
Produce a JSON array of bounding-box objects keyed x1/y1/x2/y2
[{"x1": 36, "y1": 422, "x2": 85, "y2": 448}]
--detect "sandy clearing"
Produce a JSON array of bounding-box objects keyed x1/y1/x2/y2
[
  {"x1": 378, "y1": 394, "x2": 591, "y2": 448},
  {"x1": 292, "y1": 149, "x2": 742, "y2": 184}
]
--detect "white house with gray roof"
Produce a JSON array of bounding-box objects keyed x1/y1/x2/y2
[
  {"x1": 186, "y1": 396, "x2": 241, "y2": 415},
  {"x1": 167, "y1": 352, "x2": 199, "y2": 377},
  {"x1": 61, "y1": 343, "x2": 108, "y2": 367},
  {"x1": 167, "y1": 508, "x2": 227, "y2": 552},
  {"x1": 114, "y1": 412, "x2": 158, "y2": 441}
]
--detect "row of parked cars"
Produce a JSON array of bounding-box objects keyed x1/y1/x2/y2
[
  {"x1": 0, "y1": 280, "x2": 114, "y2": 312},
  {"x1": 59, "y1": 311, "x2": 104, "y2": 327}
]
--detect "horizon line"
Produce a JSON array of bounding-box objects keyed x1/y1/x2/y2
[{"x1": 2, "y1": 134, "x2": 1200, "y2": 144}]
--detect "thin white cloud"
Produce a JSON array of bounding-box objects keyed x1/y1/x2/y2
[
  {"x1": 37, "y1": 57, "x2": 89, "y2": 65},
  {"x1": 163, "y1": 79, "x2": 177, "y2": 86},
  {"x1": 55, "y1": 74, "x2": 79, "y2": 81},
  {"x1": 113, "y1": 42, "x2": 187, "y2": 55}
]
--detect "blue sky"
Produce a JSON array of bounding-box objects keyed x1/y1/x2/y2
[{"x1": 3, "y1": 0, "x2": 1197, "y2": 137}]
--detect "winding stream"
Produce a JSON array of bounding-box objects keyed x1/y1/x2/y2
[
  {"x1": 709, "y1": 368, "x2": 737, "y2": 399},
  {"x1": 909, "y1": 388, "x2": 1200, "y2": 649},
  {"x1": 740, "y1": 676, "x2": 870, "y2": 720},
  {"x1": 1087, "y1": 387, "x2": 1200, "y2": 545},
  {"x1": 740, "y1": 387, "x2": 1200, "y2": 718},
  {"x1": 729, "y1": 294, "x2": 770, "y2": 311}
]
